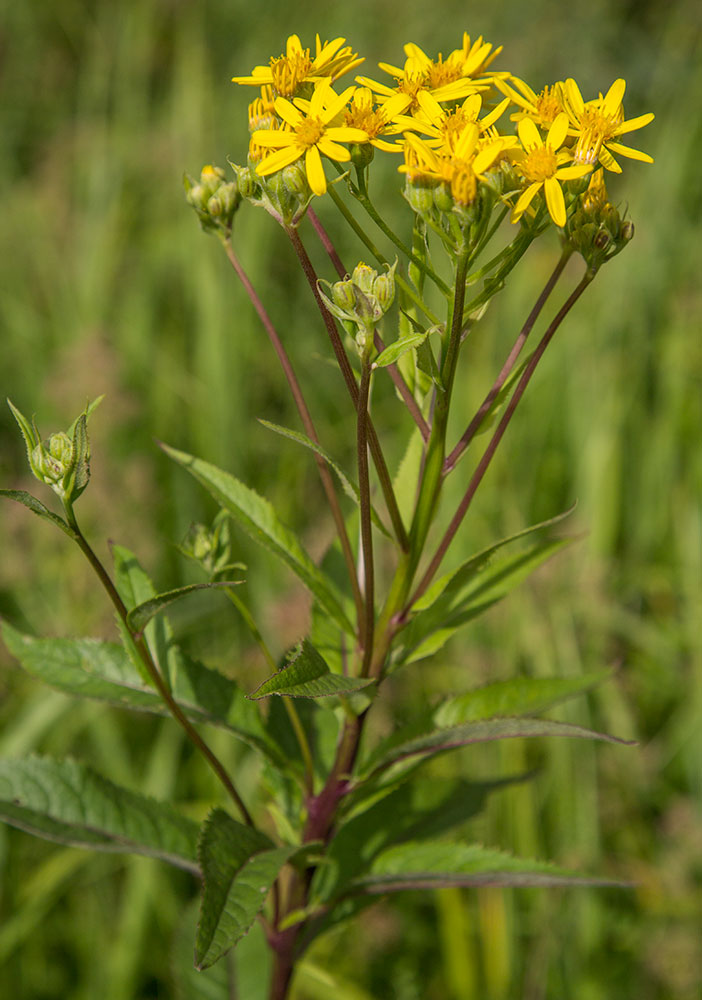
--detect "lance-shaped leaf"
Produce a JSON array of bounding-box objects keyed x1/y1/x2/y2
[
  {"x1": 161, "y1": 444, "x2": 353, "y2": 635},
  {"x1": 345, "y1": 841, "x2": 629, "y2": 894},
  {"x1": 258, "y1": 419, "x2": 390, "y2": 537},
  {"x1": 434, "y1": 670, "x2": 613, "y2": 726},
  {"x1": 250, "y1": 639, "x2": 375, "y2": 700},
  {"x1": 1, "y1": 623, "x2": 286, "y2": 770},
  {"x1": 126, "y1": 580, "x2": 243, "y2": 634},
  {"x1": 196, "y1": 808, "x2": 313, "y2": 969},
  {"x1": 395, "y1": 529, "x2": 575, "y2": 666},
  {"x1": 362, "y1": 717, "x2": 635, "y2": 778},
  {"x1": 0, "y1": 489, "x2": 78, "y2": 539},
  {"x1": 0, "y1": 756, "x2": 199, "y2": 872},
  {"x1": 311, "y1": 774, "x2": 528, "y2": 904}
]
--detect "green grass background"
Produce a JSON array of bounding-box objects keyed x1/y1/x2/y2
[{"x1": 0, "y1": 0, "x2": 700, "y2": 997}]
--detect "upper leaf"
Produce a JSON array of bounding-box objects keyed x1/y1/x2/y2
[
  {"x1": 161, "y1": 444, "x2": 354, "y2": 635},
  {"x1": 0, "y1": 756, "x2": 199, "y2": 871},
  {"x1": 249, "y1": 639, "x2": 375, "y2": 700},
  {"x1": 346, "y1": 841, "x2": 629, "y2": 894},
  {"x1": 394, "y1": 526, "x2": 575, "y2": 666},
  {"x1": 433, "y1": 670, "x2": 612, "y2": 726},
  {"x1": 361, "y1": 717, "x2": 635, "y2": 778}
]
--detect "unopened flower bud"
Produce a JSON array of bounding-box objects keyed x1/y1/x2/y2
[
  {"x1": 433, "y1": 182, "x2": 454, "y2": 214},
  {"x1": 593, "y1": 229, "x2": 611, "y2": 250},
  {"x1": 331, "y1": 280, "x2": 357, "y2": 312},
  {"x1": 620, "y1": 221, "x2": 634, "y2": 243},
  {"x1": 350, "y1": 142, "x2": 374, "y2": 169},
  {"x1": 404, "y1": 178, "x2": 435, "y2": 216}
]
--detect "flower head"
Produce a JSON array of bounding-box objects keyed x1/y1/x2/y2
[
  {"x1": 233, "y1": 34, "x2": 364, "y2": 98},
  {"x1": 400, "y1": 123, "x2": 503, "y2": 206},
  {"x1": 511, "y1": 113, "x2": 591, "y2": 227},
  {"x1": 342, "y1": 88, "x2": 409, "y2": 152},
  {"x1": 562, "y1": 78, "x2": 654, "y2": 173},
  {"x1": 496, "y1": 76, "x2": 566, "y2": 129},
  {"x1": 252, "y1": 83, "x2": 368, "y2": 196},
  {"x1": 357, "y1": 33, "x2": 502, "y2": 117}
]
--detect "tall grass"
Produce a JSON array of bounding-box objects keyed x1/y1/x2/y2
[{"x1": 1, "y1": 1, "x2": 700, "y2": 996}]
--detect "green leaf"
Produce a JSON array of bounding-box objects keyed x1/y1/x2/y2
[
  {"x1": 312, "y1": 774, "x2": 525, "y2": 904},
  {"x1": 250, "y1": 639, "x2": 375, "y2": 700},
  {"x1": 0, "y1": 490, "x2": 77, "y2": 539},
  {"x1": 126, "y1": 580, "x2": 243, "y2": 634},
  {"x1": 362, "y1": 717, "x2": 635, "y2": 777},
  {"x1": 0, "y1": 756, "x2": 199, "y2": 872},
  {"x1": 1, "y1": 623, "x2": 285, "y2": 770},
  {"x1": 346, "y1": 841, "x2": 628, "y2": 893},
  {"x1": 258, "y1": 419, "x2": 390, "y2": 538},
  {"x1": 7, "y1": 398, "x2": 40, "y2": 460},
  {"x1": 373, "y1": 332, "x2": 428, "y2": 368},
  {"x1": 196, "y1": 808, "x2": 308, "y2": 969},
  {"x1": 395, "y1": 514, "x2": 575, "y2": 666},
  {"x1": 161, "y1": 444, "x2": 354, "y2": 635},
  {"x1": 434, "y1": 670, "x2": 613, "y2": 726}
]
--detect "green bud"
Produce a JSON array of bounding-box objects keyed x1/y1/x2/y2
[
  {"x1": 9, "y1": 398, "x2": 102, "y2": 504},
  {"x1": 350, "y1": 262, "x2": 377, "y2": 296},
  {"x1": 404, "y1": 178, "x2": 435, "y2": 216},
  {"x1": 620, "y1": 220, "x2": 635, "y2": 243},
  {"x1": 350, "y1": 142, "x2": 374, "y2": 169},
  {"x1": 433, "y1": 182, "x2": 454, "y2": 214},
  {"x1": 331, "y1": 279, "x2": 358, "y2": 312},
  {"x1": 374, "y1": 261, "x2": 396, "y2": 313}
]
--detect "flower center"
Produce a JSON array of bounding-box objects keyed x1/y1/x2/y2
[
  {"x1": 573, "y1": 107, "x2": 621, "y2": 163},
  {"x1": 296, "y1": 117, "x2": 325, "y2": 147},
  {"x1": 534, "y1": 86, "x2": 563, "y2": 125},
  {"x1": 427, "y1": 54, "x2": 464, "y2": 89},
  {"x1": 345, "y1": 106, "x2": 385, "y2": 138},
  {"x1": 270, "y1": 51, "x2": 313, "y2": 97},
  {"x1": 520, "y1": 145, "x2": 558, "y2": 182}
]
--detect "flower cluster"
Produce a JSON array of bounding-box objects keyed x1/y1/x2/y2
[{"x1": 227, "y1": 33, "x2": 653, "y2": 233}]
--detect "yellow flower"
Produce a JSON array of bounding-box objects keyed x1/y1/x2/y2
[
  {"x1": 495, "y1": 76, "x2": 566, "y2": 129},
  {"x1": 252, "y1": 83, "x2": 369, "y2": 196},
  {"x1": 357, "y1": 33, "x2": 502, "y2": 116},
  {"x1": 342, "y1": 87, "x2": 410, "y2": 152},
  {"x1": 512, "y1": 113, "x2": 591, "y2": 227},
  {"x1": 399, "y1": 124, "x2": 504, "y2": 205},
  {"x1": 562, "y1": 78, "x2": 654, "y2": 173},
  {"x1": 405, "y1": 92, "x2": 510, "y2": 151},
  {"x1": 233, "y1": 34, "x2": 364, "y2": 98}
]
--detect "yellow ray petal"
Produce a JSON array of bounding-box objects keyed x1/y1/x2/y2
[{"x1": 544, "y1": 176, "x2": 566, "y2": 227}]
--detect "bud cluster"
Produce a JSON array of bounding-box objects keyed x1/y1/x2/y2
[
  {"x1": 566, "y1": 169, "x2": 634, "y2": 273},
  {"x1": 318, "y1": 261, "x2": 396, "y2": 356},
  {"x1": 184, "y1": 165, "x2": 241, "y2": 233},
  {"x1": 8, "y1": 398, "x2": 102, "y2": 505},
  {"x1": 178, "y1": 511, "x2": 242, "y2": 580}
]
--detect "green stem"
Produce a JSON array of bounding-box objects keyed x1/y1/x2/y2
[
  {"x1": 407, "y1": 268, "x2": 595, "y2": 610},
  {"x1": 326, "y1": 184, "x2": 441, "y2": 326},
  {"x1": 305, "y1": 210, "x2": 430, "y2": 441},
  {"x1": 287, "y1": 225, "x2": 409, "y2": 552},
  {"x1": 445, "y1": 246, "x2": 573, "y2": 474},
  {"x1": 65, "y1": 506, "x2": 254, "y2": 826},
  {"x1": 357, "y1": 356, "x2": 375, "y2": 676},
  {"x1": 352, "y1": 170, "x2": 450, "y2": 296}
]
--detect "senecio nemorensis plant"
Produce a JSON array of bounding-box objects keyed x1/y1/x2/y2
[{"x1": 1, "y1": 31, "x2": 653, "y2": 1000}]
